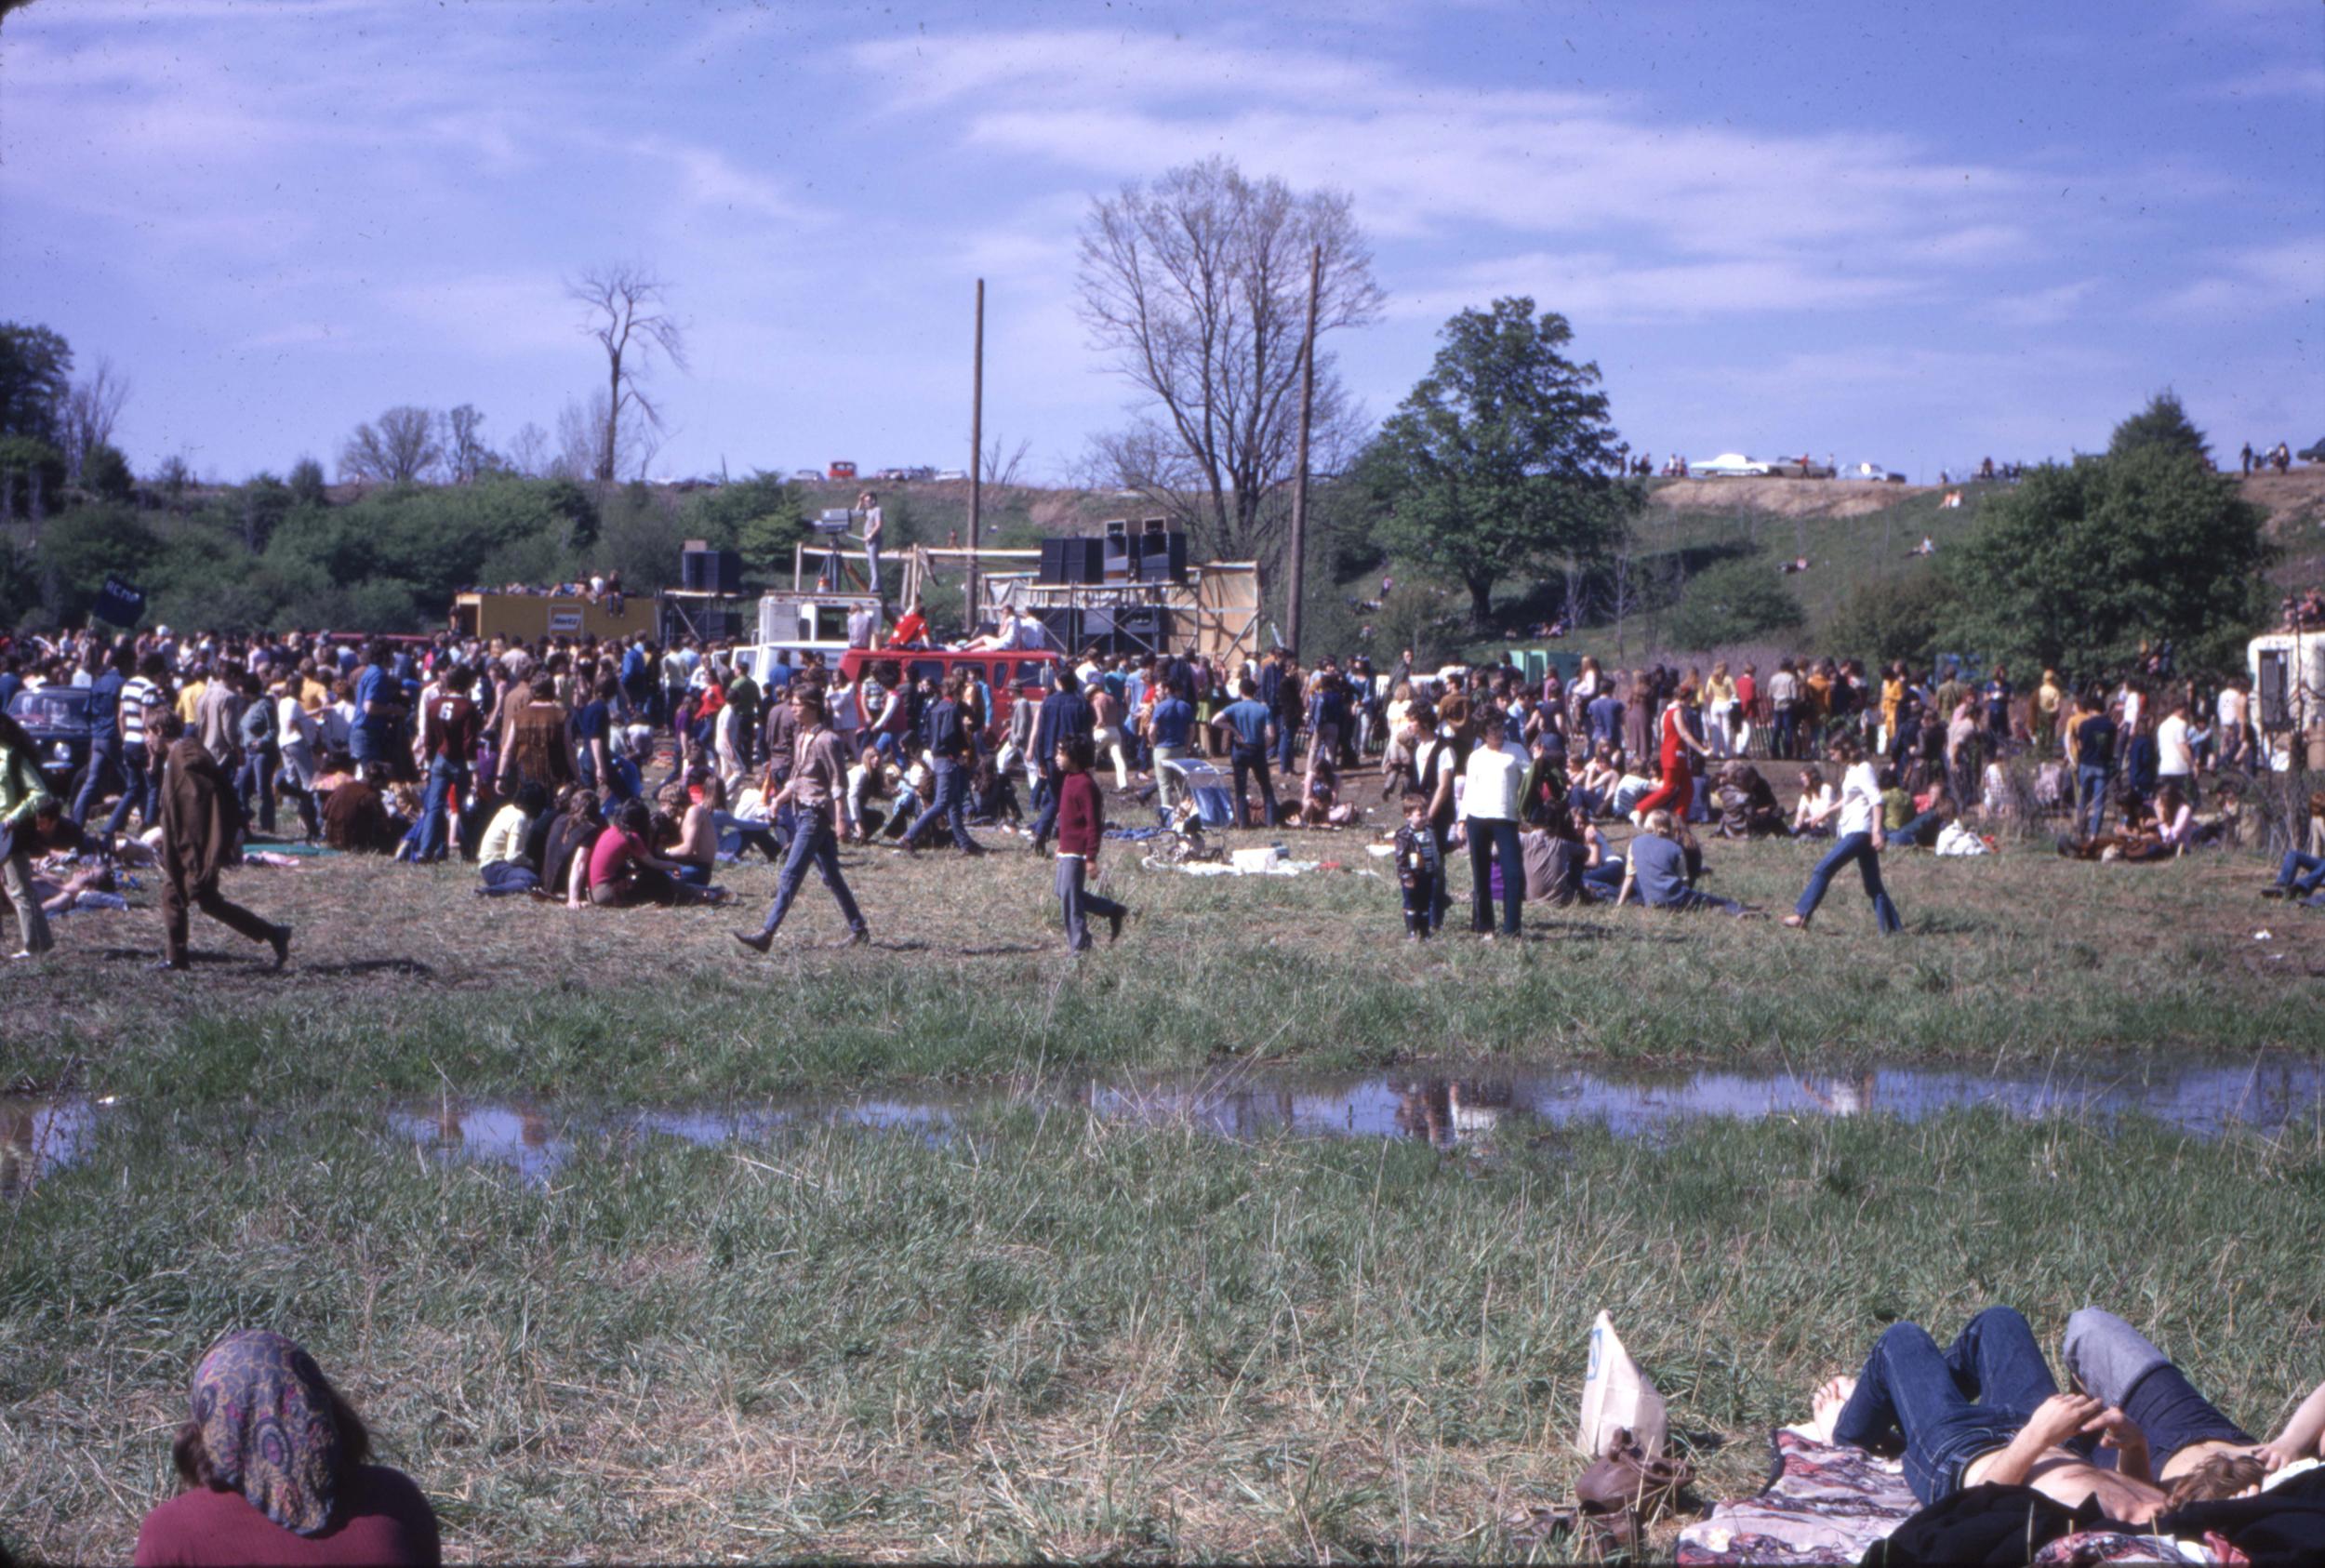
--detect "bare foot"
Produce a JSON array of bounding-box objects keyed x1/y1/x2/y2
[{"x1": 1810, "y1": 1375, "x2": 1856, "y2": 1442}]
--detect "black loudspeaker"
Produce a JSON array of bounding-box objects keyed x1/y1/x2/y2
[
  {"x1": 1039, "y1": 538, "x2": 1106, "y2": 585},
  {"x1": 681, "y1": 549, "x2": 741, "y2": 594},
  {"x1": 1136, "y1": 531, "x2": 1188, "y2": 583},
  {"x1": 1038, "y1": 607, "x2": 1083, "y2": 651},
  {"x1": 2258, "y1": 651, "x2": 2289, "y2": 728},
  {"x1": 1040, "y1": 538, "x2": 1068, "y2": 585}
]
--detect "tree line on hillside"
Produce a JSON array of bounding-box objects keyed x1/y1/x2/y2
[{"x1": 1, "y1": 145, "x2": 2277, "y2": 679}]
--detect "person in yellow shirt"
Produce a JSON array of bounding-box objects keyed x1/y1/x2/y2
[
  {"x1": 1706, "y1": 661, "x2": 1739, "y2": 757},
  {"x1": 174, "y1": 667, "x2": 207, "y2": 728},
  {"x1": 1880, "y1": 666, "x2": 1906, "y2": 754},
  {"x1": 2035, "y1": 670, "x2": 2064, "y2": 755}
]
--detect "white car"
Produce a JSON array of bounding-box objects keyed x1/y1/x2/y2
[
  {"x1": 1849, "y1": 462, "x2": 1906, "y2": 483},
  {"x1": 1691, "y1": 452, "x2": 1775, "y2": 478}
]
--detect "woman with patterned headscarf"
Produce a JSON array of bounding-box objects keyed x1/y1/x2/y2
[{"x1": 134, "y1": 1330, "x2": 438, "y2": 1564}]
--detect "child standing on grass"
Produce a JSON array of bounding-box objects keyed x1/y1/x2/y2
[
  {"x1": 1054, "y1": 735, "x2": 1129, "y2": 952},
  {"x1": 1394, "y1": 790, "x2": 1442, "y2": 940}
]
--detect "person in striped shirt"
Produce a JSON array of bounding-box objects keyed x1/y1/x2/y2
[{"x1": 101, "y1": 650, "x2": 172, "y2": 836}]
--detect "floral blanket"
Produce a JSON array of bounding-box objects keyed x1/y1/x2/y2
[{"x1": 1677, "y1": 1427, "x2": 1919, "y2": 1565}]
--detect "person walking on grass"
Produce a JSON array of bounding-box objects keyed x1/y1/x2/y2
[
  {"x1": 154, "y1": 711, "x2": 291, "y2": 973},
  {"x1": 1784, "y1": 733, "x2": 1901, "y2": 935},
  {"x1": 1052, "y1": 735, "x2": 1128, "y2": 952},
  {"x1": 735, "y1": 684, "x2": 869, "y2": 953},
  {"x1": 0, "y1": 710, "x2": 58, "y2": 959}
]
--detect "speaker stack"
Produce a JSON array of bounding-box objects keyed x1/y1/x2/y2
[{"x1": 680, "y1": 548, "x2": 741, "y2": 594}]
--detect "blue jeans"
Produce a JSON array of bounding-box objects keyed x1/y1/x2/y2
[
  {"x1": 1276, "y1": 723, "x2": 1299, "y2": 777},
  {"x1": 2063, "y1": 1309, "x2": 2252, "y2": 1470},
  {"x1": 1582, "y1": 859, "x2": 1626, "y2": 902},
  {"x1": 72, "y1": 741, "x2": 128, "y2": 828},
  {"x1": 755, "y1": 813, "x2": 866, "y2": 939},
  {"x1": 1834, "y1": 1308, "x2": 2075, "y2": 1506},
  {"x1": 478, "y1": 860, "x2": 538, "y2": 897},
  {"x1": 905, "y1": 762, "x2": 979, "y2": 850},
  {"x1": 1467, "y1": 817, "x2": 1523, "y2": 936},
  {"x1": 1795, "y1": 831, "x2": 1901, "y2": 933},
  {"x1": 1229, "y1": 744, "x2": 1277, "y2": 828},
  {"x1": 101, "y1": 743, "x2": 155, "y2": 835},
  {"x1": 2278, "y1": 849, "x2": 2325, "y2": 897},
  {"x1": 235, "y1": 746, "x2": 278, "y2": 834},
  {"x1": 415, "y1": 759, "x2": 466, "y2": 863},
  {"x1": 2078, "y1": 765, "x2": 2111, "y2": 837}
]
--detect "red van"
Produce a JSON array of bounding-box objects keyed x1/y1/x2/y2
[{"x1": 834, "y1": 646, "x2": 1061, "y2": 737}]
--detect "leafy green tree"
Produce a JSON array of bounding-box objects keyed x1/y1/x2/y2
[
  {"x1": 683, "y1": 472, "x2": 794, "y2": 578},
  {"x1": 78, "y1": 441, "x2": 134, "y2": 501},
  {"x1": 0, "y1": 433, "x2": 65, "y2": 520},
  {"x1": 2108, "y1": 391, "x2": 2209, "y2": 464},
  {"x1": 286, "y1": 457, "x2": 328, "y2": 506},
  {"x1": 1944, "y1": 440, "x2": 2270, "y2": 677},
  {"x1": 35, "y1": 503, "x2": 157, "y2": 622},
  {"x1": 1825, "y1": 570, "x2": 1949, "y2": 667},
  {"x1": 1665, "y1": 556, "x2": 1805, "y2": 651},
  {"x1": 1364, "y1": 298, "x2": 1638, "y2": 627},
  {"x1": 0, "y1": 323, "x2": 72, "y2": 445}
]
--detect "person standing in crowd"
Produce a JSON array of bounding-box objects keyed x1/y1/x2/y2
[
  {"x1": 234, "y1": 670, "x2": 279, "y2": 835},
  {"x1": 1052, "y1": 735, "x2": 1129, "y2": 951},
  {"x1": 349, "y1": 641, "x2": 405, "y2": 777},
  {"x1": 1393, "y1": 789, "x2": 1443, "y2": 939},
  {"x1": 0, "y1": 709, "x2": 58, "y2": 959},
  {"x1": 69, "y1": 643, "x2": 130, "y2": 827},
  {"x1": 735, "y1": 684, "x2": 869, "y2": 952},
  {"x1": 2156, "y1": 695, "x2": 2197, "y2": 807},
  {"x1": 1211, "y1": 675, "x2": 1278, "y2": 831},
  {"x1": 102, "y1": 650, "x2": 171, "y2": 837},
  {"x1": 1146, "y1": 677, "x2": 1195, "y2": 818},
  {"x1": 1028, "y1": 666, "x2": 1095, "y2": 852},
  {"x1": 900, "y1": 670, "x2": 984, "y2": 854},
  {"x1": 133, "y1": 1330, "x2": 440, "y2": 1566},
  {"x1": 1783, "y1": 734, "x2": 1901, "y2": 935},
  {"x1": 155, "y1": 711, "x2": 291, "y2": 971},
  {"x1": 1767, "y1": 658, "x2": 1801, "y2": 761},
  {"x1": 2074, "y1": 689, "x2": 2118, "y2": 839},
  {"x1": 856, "y1": 489, "x2": 884, "y2": 597},
  {"x1": 1463, "y1": 702, "x2": 1526, "y2": 940},
  {"x1": 414, "y1": 665, "x2": 480, "y2": 863}
]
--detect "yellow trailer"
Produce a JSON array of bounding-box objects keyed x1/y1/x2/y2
[{"x1": 450, "y1": 591, "x2": 652, "y2": 644}]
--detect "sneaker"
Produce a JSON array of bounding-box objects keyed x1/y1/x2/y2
[
  {"x1": 1782, "y1": 913, "x2": 1810, "y2": 930},
  {"x1": 835, "y1": 928, "x2": 870, "y2": 949},
  {"x1": 732, "y1": 930, "x2": 774, "y2": 955}
]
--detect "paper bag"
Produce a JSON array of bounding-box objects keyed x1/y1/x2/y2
[{"x1": 1577, "y1": 1310, "x2": 1667, "y2": 1460}]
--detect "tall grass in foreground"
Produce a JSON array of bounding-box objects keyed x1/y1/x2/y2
[{"x1": 3, "y1": 1104, "x2": 2318, "y2": 1561}]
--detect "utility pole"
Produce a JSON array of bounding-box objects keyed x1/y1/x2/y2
[
  {"x1": 1286, "y1": 244, "x2": 1321, "y2": 658},
  {"x1": 967, "y1": 279, "x2": 984, "y2": 629}
]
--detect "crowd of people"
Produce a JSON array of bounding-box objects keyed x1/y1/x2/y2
[{"x1": 0, "y1": 611, "x2": 2300, "y2": 965}]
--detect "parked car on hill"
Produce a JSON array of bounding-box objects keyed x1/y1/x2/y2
[
  {"x1": 1848, "y1": 461, "x2": 1907, "y2": 482},
  {"x1": 1691, "y1": 453, "x2": 1775, "y2": 477}
]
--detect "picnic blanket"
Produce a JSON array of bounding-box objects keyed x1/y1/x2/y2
[{"x1": 1677, "y1": 1427, "x2": 1917, "y2": 1565}]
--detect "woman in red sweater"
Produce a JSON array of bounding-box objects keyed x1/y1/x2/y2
[
  {"x1": 135, "y1": 1330, "x2": 439, "y2": 1565},
  {"x1": 1053, "y1": 736, "x2": 1130, "y2": 951}
]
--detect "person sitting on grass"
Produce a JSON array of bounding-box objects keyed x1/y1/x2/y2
[
  {"x1": 539, "y1": 789, "x2": 603, "y2": 900},
  {"x1": 322, "y1": 764, "x2": 402, "y2": 854},
  {"x1": 1811, "y1": 1306, "x2": 2167, "y2": 1521},
  {"x1": 1572, "y1": 742, "x2": 1621, "y2": 819},
  {"x1": 2062, "y1": 1307, "x2": 2325, "y2": 1503},
  {"x1": 2058, "y1": 791, "x2": 2177, "y2": 863},
  {"x1": 1710, "y1": 761, "x2": 1786, "y2": 839},
  {"x1": 2264, "y1": 791, "x2": 2325, "y2": 902},
  {"x1": 1615, "y1": 809, "x2": 1750, "y2": 915},
  {"x1": 475, "y1": 781, "x2": 549, "y2": 898},
  {"x1": 1296, "y1": 751, "x2": 1342, "y2": 827},
  {"x1": 1791, "y1": 764, "x2": 1838, "y2": 837},
  {"x1": 134, "y1": 1329, "x2": 440, "y2": 1565},
  {"x1": 1052, "y1": 734, "x2": 1129, "y2": 952},
  {"x1": 569, "y1": 798, "x2": 721, "y2": 908}
]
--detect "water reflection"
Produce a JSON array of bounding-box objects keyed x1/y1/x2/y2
[
  {"x1": 386, "y1": 1055, "x2": 2325, "y2": 1180},
  {"x1": 1, "y1": 1096, "x2": 98, "y2": 1199}
]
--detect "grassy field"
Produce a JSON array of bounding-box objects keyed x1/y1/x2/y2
[
  {"x1": 4, "y1": 816, "x2": 2323, "y2": 1561},
  {"x1": 5, "y1": 1098, "x2": 2321, "y2": 1561},
  {"x1": 5, "y1": 812, "x2": 2324, "y2": 1108}
]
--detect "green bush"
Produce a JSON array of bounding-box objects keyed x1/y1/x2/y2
[
  {"x1": 1826, "y1": 570, "x2": 1949, "y2": 667},
  {"x1": 1665, "y1": 556, "x2": 1804, "y2": 651}
]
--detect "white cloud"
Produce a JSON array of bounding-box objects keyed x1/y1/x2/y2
[
  {"x1": 2197, "y1": 63, "x2": 2325, "y2": 100},
  {"x1": 1977, "y1": 280, "x2": 2101, "y2": 327},
  {"x1": 2154, "y1": 234, "x2": 2325, "y2": 315}
]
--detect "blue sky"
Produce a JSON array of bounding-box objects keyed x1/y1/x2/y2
[{"x1": 7, "y1": 0, "x2": 2319, "y2": 486}]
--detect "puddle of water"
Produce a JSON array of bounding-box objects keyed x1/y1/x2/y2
[
  {"x1": 15, "y1": 1058, "x2": 2321, "y2": 1193},
  {"x1": 389, "y1": 1056, "x2": 2325, "y2": 1180},
  {"x1": 0, "y1": 1096, "x2": 100, "y2": 1200}
]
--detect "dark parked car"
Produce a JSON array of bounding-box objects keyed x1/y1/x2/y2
[{"x1": 7, "y1": 686, "x2": 94, "y2": 795}]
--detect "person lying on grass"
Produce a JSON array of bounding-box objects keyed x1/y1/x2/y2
[
  {"x1": 2062, "y1": 1307, "x2": 2325, "y2": 1500},
  {"x1": 1811, "y1": 1307, "x2": 2172, "y2": 1521}
]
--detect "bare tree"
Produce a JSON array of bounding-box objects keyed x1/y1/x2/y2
[
  {"x1": 340, "y1": 405, "x2": 442, "y2": 485},
  {"x1": 60, "y1": 357, "x2": 130, "y2": 480},
  {"x1": 441, "y1": 405, "x2": 491, "y2": 485},
  {"x1": 565, "y1": 263, "x2": 688, "y2": 485},
  {"x1": 980, "y1": 433, "x2": 1032, "y2": 487},
  {"x1": 1077, "y1": 157, "x2": 1383, "y2": 565},
  {"x1": 506, "y1": 421, "x2": 551, "y2": 478}
]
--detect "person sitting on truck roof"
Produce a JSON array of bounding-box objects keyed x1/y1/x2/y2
[{"x1": 885, "y1": 599, "x2": 930, "y2": 650}]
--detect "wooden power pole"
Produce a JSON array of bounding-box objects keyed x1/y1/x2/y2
[
  {"x1": 967, "y1": 278, "x2": 984, "y2": 626},
  {"x1": 1286, "y1": 244, "x2": 1321, "y2": 658}
]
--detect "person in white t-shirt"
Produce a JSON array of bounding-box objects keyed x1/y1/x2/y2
[
  {"x1": 1783, "y1": 735, "x2": 1902, "y2": 934},
  {"x1": 1461, "y1": 703, "x2": 1527, "y2": 939},
  {"x1": 2156, "y1": 698, "x2": 2197, "y2": 804}
]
